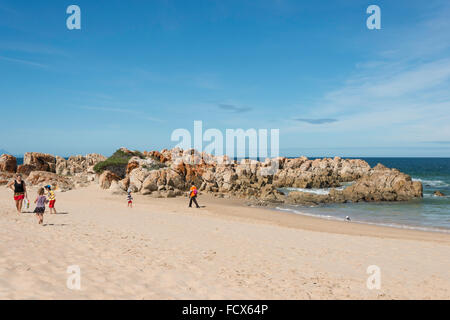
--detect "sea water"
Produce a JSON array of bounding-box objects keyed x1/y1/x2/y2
[{"x1": 277, "y1": 158, "x2": 450, "y2": 233}]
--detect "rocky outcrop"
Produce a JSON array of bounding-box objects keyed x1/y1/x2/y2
[
  {"x1": 99, "y1": 170, "x2": 120, "y2": 189},
  {"x1": 434, "y1": 191, "x2": 445, "y2": 197},
  {"x1": 145, "y1": 150, "x2": 171, "y2": 163},
  {"x1": 0, "y1": 172, "x2": 15, "y2": 185},
  {"x1": 286, "y1": 164, "x2": 422, "y2": 205},
  {"x1": 258, "y1": 185, "x2": 285, "y2": 202},
  {"x1": 109, "y1": 180, "x2": 126, "y2": 195},
  {"x1": 286, "y1": 191, "x2": 330, "y2": 206},
  {"x1": 17, "y1": 164, "x2": 36, "y2": 176},
  {"x1": 337, "y1": 164, "x2": 422, "y2": 202},
  {"x1": 56, "y1": 154, "x2": 106, "y2": 176},
  {"x1": 0, "y1": 154, "x2": 17, "y2": 173},
  {"x1": 25, "y1": 152, "x2": 56, "y2": 171},
  {"x1": 140, "y1": 168, "x2": 185, "y2": 195},
  {"x1": 101, "y1": 148, "x2": 420, "y2": 203},
  {"x1": 273, "y1": 157, "x2": 371, "y2": 189},
  {"x1": 26, "y1": 171, "x2": 74, "y2": 191},
  {"x1": 125, "y1": 157, "x2": 168, "y2": 191},
  {"x1": 119, "y1": 176, "x2": 130, "y2": 192},
  {"x1": 12, "y1": 147, "x2": 422, "y2": 204},
  {"x1": 17, "y1": 152, "x2": 56, "y2": 175},
  {"x1": 126, "y1": 160, "x2": 140, "y2": 175}
]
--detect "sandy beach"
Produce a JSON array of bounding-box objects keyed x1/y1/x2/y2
[{"x1": 0, "y1": 185, "x2": 449, "y2": 300}]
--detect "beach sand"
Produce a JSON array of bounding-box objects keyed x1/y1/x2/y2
[{"x1": 0, "y1": 185, "x2": 449, "y2": 300}]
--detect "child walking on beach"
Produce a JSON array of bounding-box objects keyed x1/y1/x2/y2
[
  {"x1": 188, "y1": 182, "x2": 200, "y2": 208},
  {"x1": 127, "y1": 190, "x2": 133, "y2": 208},
  {"x1": 45, "y1": 185, "x2": 57, "y2": 214},
  {"x1": 34, "y1": 188, "x2": 48, "y2": 225}
]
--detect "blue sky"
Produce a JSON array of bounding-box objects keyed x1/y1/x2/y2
[{"x1": 0, "y1": 0, "x2": 449, "y2": 157}]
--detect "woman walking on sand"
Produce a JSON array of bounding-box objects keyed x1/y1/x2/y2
[{"x1": 6, "y1": 173, "x2": 28, "y2": 214}]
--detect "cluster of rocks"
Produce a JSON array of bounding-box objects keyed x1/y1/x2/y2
[
  {"x1": 0, "y1": 148, "x2": 424, "y2": 205},
  {"x1": 286, "y1": 164, "x2": 423, "y2": 206},
  {"x1": 272, "y1": 157, "x2": 371, "y2": 188},
  {"x1": 0, "y1": 152, "x2": 105, "y2": 191},
  {"x1": 96, "y1": 148, "x2": 423, "y2": 205}
]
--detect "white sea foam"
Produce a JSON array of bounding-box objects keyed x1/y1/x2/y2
[
  {"x1": 275, "y1": 206, "x2": 343, "y2": 221},
  {"x1": 279, "y1": 186, "x2": 346, "y2": 196},
  {"x1": 274, "y1": 207, "x2": 450, "y2": 234},
  {"x1": 413, "y1": 178, "x2": 449, "y2": 188}
]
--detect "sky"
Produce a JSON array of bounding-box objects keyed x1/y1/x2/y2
[{"x1": 0, "y1": 0, "x2": 449, "y2": 157}]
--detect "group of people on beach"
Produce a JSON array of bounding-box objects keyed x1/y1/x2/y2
[
  {"x1": 7, "y1": 173, "x2": 57, "y2": 225},
  {"x1": 7, "y1": 173, "x2": 199, "y2": 224}
]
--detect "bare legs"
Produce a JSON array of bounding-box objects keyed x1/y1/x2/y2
[
  {"x1": 35, "y1": 213, "x2": 43, "y2": 224},
  {"x1": 15, "y1": 199, "x2": 23, "y2": 214}
]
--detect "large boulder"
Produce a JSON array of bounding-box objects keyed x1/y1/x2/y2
[
  {"x1": 272, "y1": 157, "x2": 371, "y2": 189},
  {"x1": 128, "y1": 167, "x2": 152, "y2": 192},
  {"x1": 0, "y1": 154, "x2": 17, "y2": 173},
  {"x1": 278, "y1": 164, "x2": 423, "y2": 205},
  {"x1": 24, "y1": 152, "x2": 56, "y2": 172},
  {"x1": 272, "y1": 157, "x2": 367, "y2": 189},
  {"x1": 126, "y1": 160, "x2": 140, "y2": 175},
  {"x1": 337, "y1": 158, "x2": 371, "y2": 181},
  {"x1": 26, "y1": 171, "x2": 74, "y2": 191},
  {"x1": 99, "y1": 170, "x2": 120, "y2": 189},
  {"x1": 118, "y1": 176, "x2": 130, "y2": 191},
  {"x1": 17, "y1": 164, "x2": 37, "y2": 176},
  {"x1": 125, "y1": 156, "x2": 169, "y2": 192},
  {"x1": 109, "y1": 180, "x2": 126, "y2": 195},
  {"x1": 0, "y1": 172, "x2": 15, "y2": 185},
  {"x1": 141, "y1": 168, "x2": 185, "y2": 196},
  {"x1": 173, "y1": 160, "x2": 207, "y2": 186},
  {"x1": 333, "y1": 164, "x2": 422, "y2": 202},
  {"x1": 258, "y1": 185, "x2": 285, "y2": 202},
  {"x1": 286, "y1": 191, "x2": 330, "y2": 205},
  {"x1": 18, "y1": 152, "x2": 56, "y2": 175},
  {"x1": 342, "y1": 164, "x2": 422, "y2": 202}
]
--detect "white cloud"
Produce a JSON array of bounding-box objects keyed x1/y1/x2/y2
[
  {"x1": 0, "y1": 55, "x2": 47, "y2": 68},
  {"x1": 288, "y1": 2, "x2": 450, "y2": 147}
]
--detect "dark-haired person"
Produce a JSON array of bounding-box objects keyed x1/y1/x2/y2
[
  {"x1": 6, "y1": 174, "x2": 28, "y2": 214},
  {"x1": 188, "y1": 182, "x2": 200, "y2": 208}
]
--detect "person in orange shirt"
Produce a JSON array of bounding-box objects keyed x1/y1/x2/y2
[{"x1": 189, "y1": 182, "x2": 200, "y2": 208}]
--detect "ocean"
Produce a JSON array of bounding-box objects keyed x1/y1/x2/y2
[
  {"x1": 17, "y1": 157, "x2": 450, "y2": 232},
  {"x1": 277, "y1": 158, "x2": 450, "y2": 233}
]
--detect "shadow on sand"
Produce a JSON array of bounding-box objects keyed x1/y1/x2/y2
[{"x1": 24, "y1": 211, "x2": 69, "y2": 215}]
